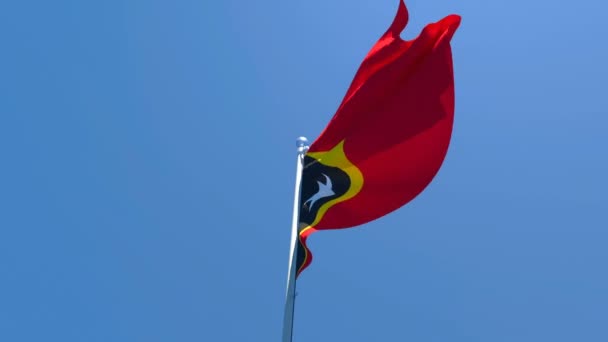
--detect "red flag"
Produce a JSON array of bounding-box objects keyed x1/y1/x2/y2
[{"x1": 296, "y1": 0, "x2": 461, "y2": 276}]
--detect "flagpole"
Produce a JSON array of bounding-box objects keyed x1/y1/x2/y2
[{"x1": 282, "y1": 137, "x2": 309, "y2": 342}]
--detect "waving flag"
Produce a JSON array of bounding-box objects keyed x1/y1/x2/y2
[{"x1": 295, "y1": 0, "x2": 461, "y2": 277}]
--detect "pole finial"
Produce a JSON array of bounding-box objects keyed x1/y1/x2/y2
[{"x1": 296, "y1": 136, "x2": 309, "y2": 154}]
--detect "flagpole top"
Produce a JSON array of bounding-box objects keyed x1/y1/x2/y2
[{"x1": 296, "y1": 136, "x2": 309, "y2": 154}]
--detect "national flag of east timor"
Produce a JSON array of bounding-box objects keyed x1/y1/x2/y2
[{"x1": 295, "y1": 0, "x2": 461, "y2": 277}]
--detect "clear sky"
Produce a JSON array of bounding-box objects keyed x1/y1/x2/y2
[{"x1": 1, "y1": 0, "x2": 607, "y2": 341}]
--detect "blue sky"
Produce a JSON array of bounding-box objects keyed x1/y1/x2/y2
[{"x1": 1, "y1": 0, "x2": 607, "y2": 341}]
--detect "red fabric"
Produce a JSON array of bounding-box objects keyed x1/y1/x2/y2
[
  {"x1": 296, "y1": 1, "x2": 460, "y2": 277},
  {"x1": 308, "y1": 0, "x2": 460, "y2": 229}
]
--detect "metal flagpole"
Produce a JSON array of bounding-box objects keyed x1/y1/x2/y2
[{"x1": 282, "y1": 137, "x2": 309, "y2": 342}]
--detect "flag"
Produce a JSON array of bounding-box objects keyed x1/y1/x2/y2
[{"x1": 295, "y1": 0, "x2": 461, "y2": 277}]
